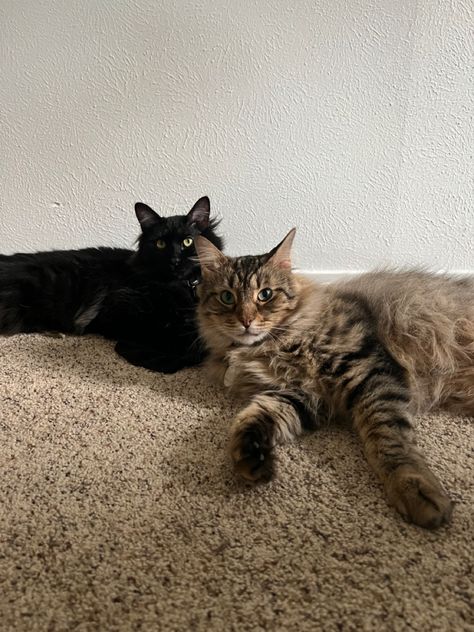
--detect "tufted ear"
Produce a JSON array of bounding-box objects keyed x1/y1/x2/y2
[
  {"x1": 135, "y1": 203, "x2": 162, "y2": 229},
  {"x1": 187, "y1": 196, "x2": 210, "y2": 231},
  {"x1": 266, "y1": 228, "x2": 296, "y2": 270},
  {"x1": 194, "y1": 235, "x2": 226, "y2": 274}
]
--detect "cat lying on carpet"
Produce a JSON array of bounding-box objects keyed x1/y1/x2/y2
[
  {"x1": 194, "y1": 230, "x2": 474, "y2": 528},
  {"x1": 0, "y1": 196, "x2": 223, "y2": 373}
]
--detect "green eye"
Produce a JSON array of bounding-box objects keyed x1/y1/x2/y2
[
  {"x1": 258, "y1": 288, "x2": 273, "y2": 302},
  {"x1": 219, "y1": 290, "x2": 235, "y2": 305},
  {"x1": 182, "y1": 236, "x2": 193, "y2": 248},
  {"x1": 156, "y1": 239, "x2": 166, "y2": 249}
]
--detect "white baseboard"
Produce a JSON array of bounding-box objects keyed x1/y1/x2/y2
[
  {"x1": 295, "y1": 270, "x2": 364, "y2": 283},
  {"x1": 296, "y1": 269, "x2": 474, "y2": 283}
]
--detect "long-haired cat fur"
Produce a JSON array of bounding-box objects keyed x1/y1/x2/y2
[
  {"x1": 0, "y1": 196, "x2": 223, "y2": 373},
  {"x1": 194, "y1": 230, "x2": 474, "y2": 528}
]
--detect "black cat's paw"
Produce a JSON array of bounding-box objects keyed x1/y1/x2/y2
[
  {"x1": 229, "y1": 420, "x2": 275, "y2": 483},
  {"x1": 115, "y1": 341, "x2": 185, "y2": 374}
]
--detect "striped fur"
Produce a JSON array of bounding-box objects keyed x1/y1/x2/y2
[{"x1": 195, "y1": 232, "x2": 474, "y2": 529}]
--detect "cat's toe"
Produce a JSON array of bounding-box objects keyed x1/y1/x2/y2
[
  {"x1": 387, "y1": 467, "x2": 453, "y2": 529},
  {"x1": 230, "y1": 424, "x2": 274, "y2": 483},
  {"x1": 115, "y1": 341, "x2": 184, "y2": 373}
]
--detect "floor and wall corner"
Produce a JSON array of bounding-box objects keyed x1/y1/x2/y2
[{"x1": 0, "y1": 1, "x2": 472, "y2": 630}]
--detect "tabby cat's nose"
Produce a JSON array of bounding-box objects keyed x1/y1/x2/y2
[{"x1": 240, "y1": 318, "x2": 252, "y2": 329}]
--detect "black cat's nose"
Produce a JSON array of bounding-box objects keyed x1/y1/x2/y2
[{"x1": 171, "y1": 258, "x2": 180, "y2": 267}]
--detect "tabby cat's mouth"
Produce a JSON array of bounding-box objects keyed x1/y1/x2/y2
[{"x1": 237, "y1": 331, "x2": 268, "y2": 346}]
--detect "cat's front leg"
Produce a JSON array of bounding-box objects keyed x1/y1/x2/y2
[
  {"x1": 229, "y1": 390, "x2": 315, "y2": 482},
  {"x1": 347, "y1": 373, "x2": 453, "y2": 528},
  {"x1": 204, "y1": 352, "x2": 229, "y2": 386}
]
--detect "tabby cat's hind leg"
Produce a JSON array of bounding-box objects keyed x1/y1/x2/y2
[
  {"x1": 229, "y1": 391, "x2": 316, "y2": 483},
  {"x1": 439, "y1": 315, "x2": 474, "y2": 416},
  {"x1": 440, "y1": 365, "x2": 474, "y2": 417}
]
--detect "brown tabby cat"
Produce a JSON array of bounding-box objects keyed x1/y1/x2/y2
[{"x1": 194, "y1": 230, "x2": 474, "y2": 529}]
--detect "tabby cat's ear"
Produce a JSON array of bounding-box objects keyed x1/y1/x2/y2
[
  {"x1": 194, "y1": 236, "x2": 226, "y2": 274},
  {"x1": 187, "y1": 196, "x2": 210, "y2": 231},
  {"x1": 267, "y1": 228, "x2": 296, "y2": 270},
  {"x1": 135, "y1": 203, "x2": 162, "y2": 229}
]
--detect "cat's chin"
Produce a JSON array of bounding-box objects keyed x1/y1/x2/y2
[
  {"x1": 234, "y1": 331, "x2": 269, "y2": 346},
  {"x1": 174, "y1": 266, "x2": 199, "y2": 281}
]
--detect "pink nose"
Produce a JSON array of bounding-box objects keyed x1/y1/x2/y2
[{"x1": 240, "y1": 318, "x2": 252, "y2": 329}]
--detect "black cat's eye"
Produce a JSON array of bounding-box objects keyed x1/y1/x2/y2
[
  {"x1": 156, "y1": 239, "x2": 166, "y2": 249},
  {"x1": 182, "y1": 236, "x2": 193, "y2": 248},
  {"x1": 257, "y1": 288, "x2": 273, "y2": 302},
  {"x1": 219, "y1": 290, "x2": 235, "y2": 306}
]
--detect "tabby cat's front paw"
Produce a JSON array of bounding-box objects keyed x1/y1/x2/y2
[
  {"x1": 386, "y1": 466, "x2": 453, "y2": 529},
  {"x1": 230, "y1": 421, "x2": 274, "y2": 483}
]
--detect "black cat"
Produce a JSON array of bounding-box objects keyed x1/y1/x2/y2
[{"x1": 0, "y1": 196, "x2": 223, "y2": 373}]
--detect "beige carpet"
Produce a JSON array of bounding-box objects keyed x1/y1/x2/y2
[{"x1": 1, "y1": 334, "x2": 473, "y2": 631}]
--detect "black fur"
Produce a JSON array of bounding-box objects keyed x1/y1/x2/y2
[{"x1": 0, "y1": 196, "x2": 223, "y2": 373}]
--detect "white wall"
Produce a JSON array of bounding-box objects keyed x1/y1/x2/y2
[{"x1": 1, "y1": 0, "x2": 472, "y2": 274}]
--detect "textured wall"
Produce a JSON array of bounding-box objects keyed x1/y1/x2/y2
[{"x1": 0, "y1": 0, "x2": 472, "y2": 273}]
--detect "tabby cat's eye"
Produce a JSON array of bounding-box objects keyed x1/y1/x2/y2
[
  {"x1": 258, "y1": 288, "x2": 273, "y2": 302},
  {"x1": 219, "y1": 290, "x2": 235, "y2": 306},
  {"x1": 182, "y1": 237, "x2": 193, "y2": 248},
  {"x1": 156, "y1": 239, "x2": 166, "y2": 249}
]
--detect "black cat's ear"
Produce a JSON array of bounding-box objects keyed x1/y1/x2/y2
[
  {"x1": 187, "y1": 196, "x2": 210, "y2": 231},
  {"x1": 267, "y1": 228, "x2": 296, "y2": 270},
  {"x1": 195, "y1": 236, "x2": 226, "y2": 274},
  {"x1": 135, "y1": 203, "x2": 162, "y2": 229}
]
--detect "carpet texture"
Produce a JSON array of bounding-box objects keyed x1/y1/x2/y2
[{"x1": 1, "y1": 334, "x2": 473, "y2": 631}]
